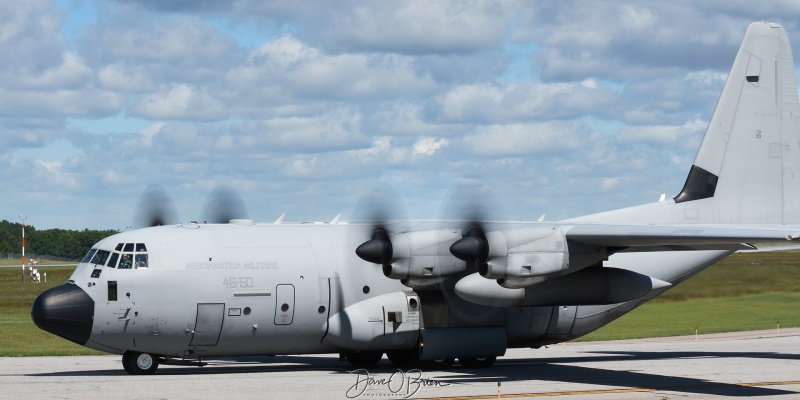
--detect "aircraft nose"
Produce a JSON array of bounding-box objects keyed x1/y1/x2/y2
[{"x1": 31, "y1": 283, "x2": 94, "y2": 345}]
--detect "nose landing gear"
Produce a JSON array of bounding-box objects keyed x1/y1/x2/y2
[{"x1": 122, "y1": 351, "x2": 160, "y2": 375}]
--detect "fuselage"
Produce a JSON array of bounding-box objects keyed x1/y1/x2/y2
[{"x1": 32, "y1": 220, "x2": 726, "y2": 361}]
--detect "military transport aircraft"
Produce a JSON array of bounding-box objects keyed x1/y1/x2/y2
[{"x1": 31, "y1": 21, "x2": 800, "y2": 374}]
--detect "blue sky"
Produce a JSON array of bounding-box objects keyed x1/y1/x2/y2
[{"x1": 4, "y1": 0, "x2": 800, "y2": 230}]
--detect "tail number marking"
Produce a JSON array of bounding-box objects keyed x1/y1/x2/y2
[{"x1": 223, "y1": 277, "x2": 254, "y2": 289}]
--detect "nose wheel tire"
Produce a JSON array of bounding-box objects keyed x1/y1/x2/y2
[
  {"x1": 123, "y1": 351, "x2": 160, "y2": 375},
  {"x1": 458, "y1": 356, "x2": 496, "y2": 369}
]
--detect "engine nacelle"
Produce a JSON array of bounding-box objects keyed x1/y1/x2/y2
[
  {"x1": 380, "y1": 229, "x2": 466, "y2": 280},
  {"x1": 383, "y1": 256, "x2": 464, "y2": 280},
  {"x1": 475, "y1": 226, "x2": 605, "y2": 289}
]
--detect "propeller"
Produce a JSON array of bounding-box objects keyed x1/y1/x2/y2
[
  {"x1": 355, "y1": 228, "x2": 392, "y2": 265},
  {"x1": 133, "y1": 185, "x2": 180, "y2": 228},
  {"x1": 350, "y1": 183, "x2": 407, "y2": 266},
  {"x1": 450, "y1": 225, "x2": 489, "y2": 265},
  {"x1": 200, "y1": 185, "x2": 250, "y2": 223},
  {"x1": 439, "y1": 177, "x2": 499, "y2": 272}
]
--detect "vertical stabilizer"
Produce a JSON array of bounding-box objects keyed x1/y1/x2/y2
[
  {"x1": 577, "y1": 22, "x2": 800, "y2": 225},
  {"x1": 673, "y1": 21, "x2": 800, "y2": 224}
]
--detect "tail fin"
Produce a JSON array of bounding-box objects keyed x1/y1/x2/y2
[
  {"x1": 579, "y1": 21, "x2": 800, "y2": 225},
  {"x1": 673, "y1": 21, "x2": 800, "y2": 224}
]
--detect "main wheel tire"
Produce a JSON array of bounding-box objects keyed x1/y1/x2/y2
[
  {"x1": 419, "y1": 358, "x2": 454, "y2": 370},
  {"x1": 123, "y1": 351, "x2": 159, "y2": 375},
  {"x1": 458, "y1": 356, "x2": 496, "y2": 369},
  {"x1": 344, "y1": 351, "x2": 383, "y2": 366},
  {"x1": 121, "y1": 352, "x2": 133, "y2": 374}
]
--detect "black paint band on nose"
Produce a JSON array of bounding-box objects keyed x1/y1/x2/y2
[{"x1": 31, "y1": 283, "x2": 94, "y2": 345}]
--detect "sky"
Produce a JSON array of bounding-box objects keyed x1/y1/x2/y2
[{"x1": 4, "y1": 0, "x2": 800, "y2": 230}]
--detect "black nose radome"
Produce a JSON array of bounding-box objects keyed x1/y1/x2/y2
[{"x1": 31, "y1": 283, "x2": 94, "y2": 345}]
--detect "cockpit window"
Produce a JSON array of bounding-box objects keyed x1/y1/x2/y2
[
  {"x1": 90, "y1": 250, "x2": 110, "y2": 266},
  {"x1": 106, "y1": 252, "x2": 120, "y2": 268},
  {"x1": 101, "y1": 243, "x2": 150, "y2": 269},
  {"x1": 119, "y1": 253, "x2": 133, "y2": 269},
  {"x1": 81, "y1": 249, "x2": 98, "y2": 264},
  {"x1": 135, "y1": 254, "x2": 148, "y2": 269}
]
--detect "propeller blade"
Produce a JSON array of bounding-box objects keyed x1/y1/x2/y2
[
  {"x1": 133, "y1": 185, "x2": 179, "y2": 228},
  {"x1": 350, "y1": 182, "x2": 408, "y2": 266},
  {"x1": 200, "y1": 185, "x2": 249, "y2": 224},
  {"x1": 438, "y1": 177, "x2": 494, "y2": 224},
  {"x1": 439, "y1": 177, "x2": 499, "y2": 268}
]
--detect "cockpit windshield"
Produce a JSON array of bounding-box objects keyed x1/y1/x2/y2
[
  {"x1": 119, "y1": 253, "x2": 133, "y2": 269},
  {"x1": 90, "y1": 250, "x2": 110, "y2": 266},
  {"x1": 81, "y1": 249, "x2": 97, "y2": 264},
  {"x1": 83, "y1": 243, "x2": 149, "y2": 269},
  {"x1": 107, "y1": 252, "x2": 120, "y2": 268}
]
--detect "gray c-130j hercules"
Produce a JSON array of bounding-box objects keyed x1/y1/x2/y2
[{"x1": 31, "y1": 21, "x2": 800, "y2": 374}]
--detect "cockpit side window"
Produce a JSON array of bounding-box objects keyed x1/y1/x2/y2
[
  {"x1": 90, "y1": 250, "x2": 110, "y2": 266},
  {"x1": 115, "y1": 243, "x2": 124, "y2": 251},
  {"x1": 81, "y1": 249, "x2": 98, "y2": 264},
  {"x1": 135, "y1": 254, "x2": 148, "y2": 269},
  {"x1": 119, "y1": 253, "x2": 133, "y2": 269},
  {"x1": 106, "y1": 252, "x2": 120, "y2": 268}
]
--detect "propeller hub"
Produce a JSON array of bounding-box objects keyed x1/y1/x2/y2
[
  {"x1": 356, "y1": 230, "x2": 393, "y2": 265},
  {"x1": 450, "y1": 226, "x2": 489, "y2": 263}
]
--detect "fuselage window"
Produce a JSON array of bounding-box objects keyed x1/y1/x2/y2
[
  {"x1": 135, "y1": 254, "x2": 148, "y2": 269},
  {"x1": 106, "y1": 252, "x2": 120, "y2": 268},
  {"x1": 119, "y1": 254, "x2": 133, "y2": 269},
  {"x1": 90, "y1": 250, "x2": 110, "y2": 266},
  {"x1": 115, "y1": 243, "x2": 124, "y2": 251},
  {"x1": 136, "y1": 243, "x2": 147, "y2": 252},
  {"x1": 81, "y1": 249, "x2": 98, "y2": 264},
  {"x1": 123, "y1": 243, "x2": 134, "y2": 252}
]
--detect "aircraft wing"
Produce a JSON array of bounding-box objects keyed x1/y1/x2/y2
[{"x1": 563, "y1": 224, "x2": 800, "y2": 252}]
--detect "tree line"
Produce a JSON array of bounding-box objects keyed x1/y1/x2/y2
[{"x1": 0, "y1": 220, "x2": 117, "y2": 261}]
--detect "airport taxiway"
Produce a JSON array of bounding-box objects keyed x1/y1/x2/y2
[{"x1": 1, "y1": 328, "x2": 798, "y2": 399}]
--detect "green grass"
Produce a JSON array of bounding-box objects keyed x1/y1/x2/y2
[
  {"x1": 578, "y1": 251, "x2": 800, "y2": 341},
  {"x1": 0, "y1": 306, "x2": 104, "y2": 356},
  {"x1": 653, "y1": 251, "x2": 800, "y2": 301},
  {"x1": 0, "y1": 257, "x2": 77, "y2": 266},
  {"x1": 1, "y1": 251, "x2": 799, "y2": 355},
  {"x1": 578, "y1": 291, "x2": 800, "y2": 341},
  {"x1": 0, "y1": 266, "x2": 103, "y2": 356}
]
